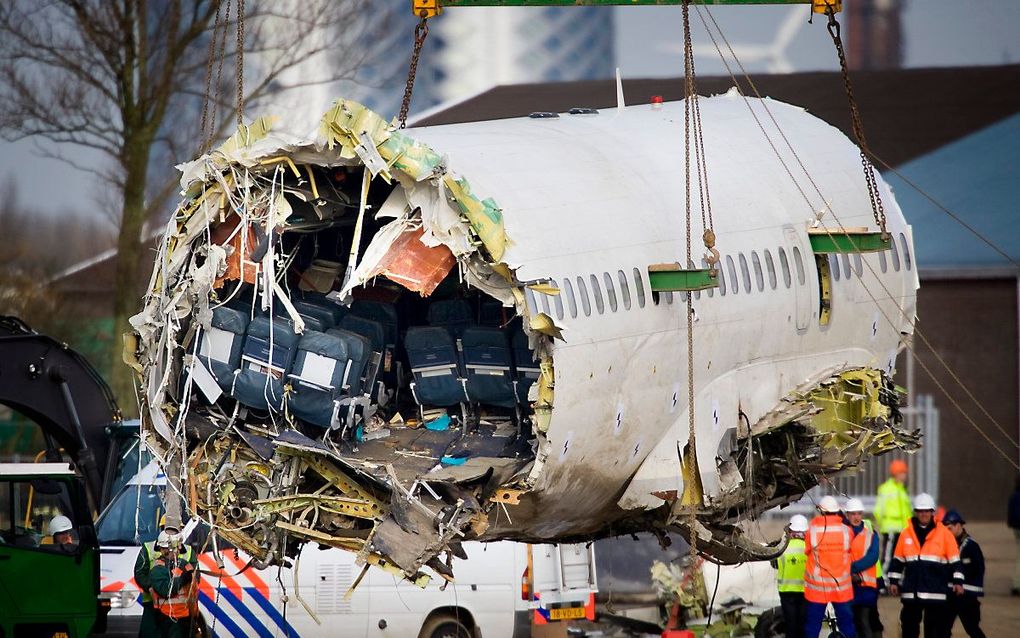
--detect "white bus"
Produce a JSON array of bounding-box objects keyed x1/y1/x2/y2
[{"x1": 96, "y1": 462, "x2": 596, "y2": 638}]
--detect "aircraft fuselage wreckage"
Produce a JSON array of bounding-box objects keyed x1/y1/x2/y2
[{"x1": 129, "y1": 95, "x2": 919, "y2": 585}]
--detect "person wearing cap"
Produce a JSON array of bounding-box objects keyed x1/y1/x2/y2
[
  {"x1": 773, "y1": 514, "x2": 809, "y2": 638},
  {"x1": 874, "y1": 459, "x2": 911, "y2": 578},
  {"x1": 943, "y1": 509, "x2": 985, "y2": 638},
  {"x1": 844, "y1": 498, "x2": 883, "y2": 638},
  {"x1": 887, "y1": 493, "x2": 962, "y2": 638},
  {"x1": 47, "y1": 515, "x2": 79, "y2": 553},
  {"x1": 135, "y1": 516, "x2": 196, "y2": 637},
  {"x1": 803, "y1": 495, "x2": 857, "y2": 638},
  {"x1": 149, "y1": 530, "x2": 199, "y2": 637}
]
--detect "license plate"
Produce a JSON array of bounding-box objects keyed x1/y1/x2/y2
[{"x1": 548, "y1": 606, "x2": 585, "y2": 621}]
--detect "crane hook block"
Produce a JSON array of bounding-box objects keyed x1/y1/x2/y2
[{"x1": 413, "y1": 0, "x2": 441, "y2": 19}]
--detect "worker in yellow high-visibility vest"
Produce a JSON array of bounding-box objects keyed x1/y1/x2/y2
[
  {"x1": 773, "y1": 514, "x2": 809, "y2": 638},
  {"x1": 874, "y1": 459, "x2": 911, "y2": 578}
]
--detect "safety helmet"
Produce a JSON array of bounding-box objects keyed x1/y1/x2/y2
[
  {"x1": 942, "y1": 509, "x2": 966, "y2": 525},
  {"x1": 788, "y1": 514, "x2": 809, "y2": 533},
  {"x1": 844, "y1": 498, "x2": 865, "y2": 513},
  {"x1": 48, "y1": 515, "x2": 73, "y2": 536},
  {"x1": 156, "y1": 530, "x2": 173, "y2": 549},
  {"x1": 913, "y1": 493, "x2": 936, "y2": 511},
  {"x1": 889, "y1": 459, "x2": 908, "y2": 475},
  {"x1": 818, "y1": 495, "x2": 841, "y2": 513}
]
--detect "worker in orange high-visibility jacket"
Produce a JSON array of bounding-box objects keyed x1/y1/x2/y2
[
  {"x1": 803, "y1": 495, "x2": 857, "y2": 638},
  {"x1": 887, "y1": 493, "x2": 963, "y2": 638},
  {"x1": 149, "y1": 531, "x2": 200, "y2": 638}
]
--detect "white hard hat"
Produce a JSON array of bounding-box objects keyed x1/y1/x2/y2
[
  {"x1": 844, "y1": 498, "x2": 865, "y2": 513},
  {"x1": 788, "y1": 514, "x2": 809, "y2": 533},
  {"x1": 156, "y1": 530, "x2": 173, "y2": 548},
  {"x1": 48, "y1": 515, "x2": 73, "y2": 536},
  {"x1": 913, "y1": 493, "x2": 936, "y2": 511},
  {"x1": 818, "y1": 495, "x2": 841, "y2": 513}
]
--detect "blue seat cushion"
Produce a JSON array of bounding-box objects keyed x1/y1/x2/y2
[
  {"x1": 461, "y1": 327, "x2": 515, "y2": 407},
  {"x1": 405, "y1": 326, "x2": 466, "y2": 407}
]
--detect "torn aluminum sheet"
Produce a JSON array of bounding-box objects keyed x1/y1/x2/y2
[{"x1": 130, "y1": 94, "x2": 921, "y2": 584}]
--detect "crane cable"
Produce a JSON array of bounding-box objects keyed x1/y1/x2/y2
[{"x1": 399, "y1": 13, "x2": 431, "y2": 129}]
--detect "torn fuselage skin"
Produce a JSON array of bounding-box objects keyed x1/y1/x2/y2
[{"x1": 131, "y1": 101, "x2": 560, "y2": 584}]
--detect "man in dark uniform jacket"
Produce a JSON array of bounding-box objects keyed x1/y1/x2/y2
[{"x1": 943, "y1": 509, "x2": 985, "y2": 638}]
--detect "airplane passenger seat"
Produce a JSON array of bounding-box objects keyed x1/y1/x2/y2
[
  {"x1": 405, "y1": 326, "x2": 468, "y2": 408},
  {"x1": 427, "y1": 298, "x2": 474, "y2": 337},
  {"x1": 232, "y1": 316, "x2": 301, "y2": 413},
  {"x1": 288, "y1": 330, "x2": 351, "y2": 429},
  {"x1": 510, "y1": 329, "x2": 540, "y2": 406},
  {"x1": 196, "y1": 306, "x2": 250, "y2": 392},
  {"x1": 461, "y1": 326, "x2": 516, "y2": 408}
]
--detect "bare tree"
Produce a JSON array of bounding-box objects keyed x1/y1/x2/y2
[{"x1": 0, "y1": 0, "x2": 368, "y2": 414}]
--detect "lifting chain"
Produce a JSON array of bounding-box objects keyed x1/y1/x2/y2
[
  {"x1": 199, "y1": 0, "x2": 224, "y2": 153},
  {"x1": 235, "y1": 0, "x2": 246, "y2": 129},
  {"x1": 399, "y1": 15, "x2": 431, "y2": 129},
  {"x1": 681, "y1": 0, "x2": 699, "y2": 565},
  {"x1": 825, "y1": 4, "x2": 888, "y2": 238}
]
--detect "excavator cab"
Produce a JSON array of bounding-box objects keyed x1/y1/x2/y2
[
  {"x1": 0, "y1": 316, "x2": 124, "y2": 636},
  {"x1": 0, "y1": 462, "x2": 99, "y2": 638}
]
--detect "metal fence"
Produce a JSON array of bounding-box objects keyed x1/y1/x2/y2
[{"x1": 771, "y1": 393, "x2": 940, "y2": 516}]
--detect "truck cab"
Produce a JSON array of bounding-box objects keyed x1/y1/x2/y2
[{"x1": 0, "y1": 462, "x2": 101, "y2": 637}]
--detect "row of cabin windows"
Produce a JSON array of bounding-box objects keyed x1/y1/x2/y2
[
  {"x1": 696, "y1": 246, "x2": 807, "y2": 300},
  {"x1": 526, "y1": 268, "x2": 656, "y2": 321},
  {"x1": 524, "y1": 232, "x2": 912, "y2": 320}
]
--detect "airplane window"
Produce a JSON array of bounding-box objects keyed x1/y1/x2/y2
[
  {"x1": 726, "y1": 255, "x2": 739, "y2": 295},
  {"x1": 793, "y1": 247, "x2": 806, "y2": 285},
  {"x1": 853, "y1": 253, "x2": 863, "y2": 277},
  {"x1": 590, "y1": 274, "x2": 605, "y2": 314},
  {"x1": 563, "y1": 277, "x2": 578, "y2": 318},
  {"x1": 577, "y1": 276, "x2": 592, "y2": 316},
  {"x1": 879, "y1": 249, "x2": 888, "y2": 273},
  {"x1": 633, "y1": 267, "x2": 646, "y2": 308},
  {"x1": 900, "y1": 233, "x2": 912, "y2": 270},
  {"x1": 525, "y1": 288, "x2": 540, "y2": 314},
  {"x1": 778, "y1": 247, "x2": 792, "y2": 288},
  {"x1": 890, "y1": 238, "x2": 901, "y2": 271},
  {"x1": 715, "y1": 257, "x2": 726, "y2": 296},
  {"x1": 830, "y1": 254, "x2": 841, "y2": 282},
  {"x1": 665, "y1": 290, "x2": 674, "y2": 305},
  {"x1": 617, "y1": 270, "x2": 631, "y2": 310},
  {"x1": 540, "y1": 289, "x2": 552, "y2": 316},
  {"x1": 751, "y1": 252, "x2": 765, "y2": 292},
  {"x1": 550, "y1": 279, "x2": 565, "y2": 320},
  {"x1": 739, "y1": 253, "x2": 752, "y2": 293},
  {"x1": 764, "y1": 249, "x2": 777, "y2": 290},
  {"x1": 841, "y1": 254, "x2": 852, "y2": 279},
  {"x1": 603, "y1": 273, "x2": 618, "y2": 312}
]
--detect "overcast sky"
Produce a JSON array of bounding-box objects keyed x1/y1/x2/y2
[{"x1": 2, "y1": 0, "x2": 1018, "y2": 219}]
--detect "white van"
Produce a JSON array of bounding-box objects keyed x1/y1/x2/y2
[{"x1": 96, "y1": 463, "x2": 596, "y2": 638}]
